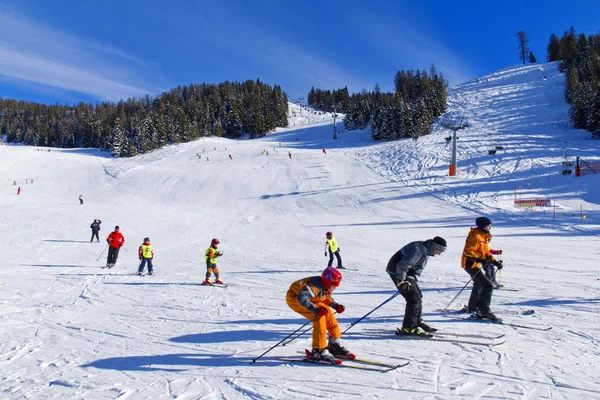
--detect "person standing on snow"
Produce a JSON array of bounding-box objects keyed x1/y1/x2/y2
[
  {"x1": 137, "y1": 237, "x2": 154, "y2": 276},
  {"x1": 324, "y1": 231, "x2": 344, "y2": 269},
  {"x1": 79, "y1": 194, "x2": 84, "y2": 205},
  {"x1": 90, "y1": 219, "x2": 102, "y2": 242},
  {"x1": 203, "y1": 238, "x2": 224, "y2": 285},
  {"x1": 386, "y1": 236, "x2": 447, "y2": 336},
  {"x1": 17, "y1": 187, "x2": 21, "y2": 195},
  {"x1": 286, "y1": 266, "x2": 353, "y2": 362},
  {"x1": 461, "y1": 217, "x2": 503, "y2": 321},
  {"x1": 106, "y1": 226, "x2": 125, "y2": 268},
  {"x1": 322, "y1": 148, "x2": 327, "y2": 154}
]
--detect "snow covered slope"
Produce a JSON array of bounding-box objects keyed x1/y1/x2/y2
[{"x1": 1, "y1": 62, "x2": 599, "y2": 399}]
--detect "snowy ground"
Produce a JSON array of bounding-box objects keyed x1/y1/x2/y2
[{"x1": 1, "y1": 62, "x2": 599, "y2": 399}]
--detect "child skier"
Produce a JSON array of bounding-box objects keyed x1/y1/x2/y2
[
  {"x1": 203, "y1": 238, "x2": 223, "y2": 284},
  {"x1": 324, "y1": 231, "x2": 344, "y2": 269},
  {"x1": 461, "y1": 217, "x2": 504, "y2": 321},
  {"x1": 386, "y1": 236, "x2": 447, "y2": 336},
  {"x1": 286, "y1": 266, "x2": 353, "y2": 363},
  {"x1": 106, "y1": 226, "x2": 125, "y2": 268},
  {"x1": 138, "y1": 237, "x2": 154, "y2": 276}
]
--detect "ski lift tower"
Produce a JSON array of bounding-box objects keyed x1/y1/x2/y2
[
  {"x1": 332, "y1": 104, "x2": 338, "y2": 140},
  {"x1": 441, "y1": 115, "x2": 469, "y2": 176}
]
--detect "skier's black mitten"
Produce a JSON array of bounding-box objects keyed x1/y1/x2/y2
[
  {"x1": 337, "y1": 247, "x2": 340, "y2": 252},
  {"x1": 493, "y1": 260, "x2": 503, "y2": 269}
]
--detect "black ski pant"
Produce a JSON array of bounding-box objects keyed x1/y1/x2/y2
[
  {"x1": 107, "y1": 247, "x2": 120, "y2": 265},
  {"x1": 466, "y1": 264, "x2": 494, "y2": 313},
  {"x1": 389, "y1": 274, "x2": 422, "y2": 329},
  {"x1": 91, "y1": 232, "x2": 100, "y2": 242},
  {"x1": 328, "y1": 250, "x2": 342, "y2": 268}
]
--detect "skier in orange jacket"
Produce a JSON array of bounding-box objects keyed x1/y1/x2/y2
[{"x1": 286, "y1": 266, "x2": 353, "y2": 363}]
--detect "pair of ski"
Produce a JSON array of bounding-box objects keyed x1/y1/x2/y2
[
  {"x1": 278, "y1": 350, "x2": 408, "y2": 372},
  {"x1": 360, "y1": 328, "x2": 506, "y2": 346},
  {"x1": 436, "y1": 307, "x2": 535, "y2": 316},
  {"x1": 101, "y1": 264, "x2": 116, "y2": 269},
  {"x1": 201, "y1": 282, "x2": 229, "y2": 288}
]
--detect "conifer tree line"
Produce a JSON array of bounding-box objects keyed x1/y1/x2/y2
[
  {"x1": 0, "y1": 80, "x2": 288, "y2": 156},
  {"x1": 547, "y1": 27, "x2": 600, "y2": 137},
  {"x1": 307, "y1": 64, "x2": 448, "y2": 140}
]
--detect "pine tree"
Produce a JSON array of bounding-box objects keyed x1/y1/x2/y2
[
  {"x1": 547, "y1": 33, "x2": 561, "y2": 61},
  {"x1": 516, "y1": 30, "x2": 530, "y2": 65},
  {"x1": 528, "y1": 51, "x2": 537, "y2": 63},
  {"x1": 588, "y1": 89, "x2": 600, "y2": 137}
]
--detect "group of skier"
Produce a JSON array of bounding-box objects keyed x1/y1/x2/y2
[
  {"x1": 90, "y1": 220, "x2": 224, "y2": 282},
  {"x1": 287, "y1": 216, "x2": 505, "y2": 362}
]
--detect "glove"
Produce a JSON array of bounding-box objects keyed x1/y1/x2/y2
[
  {"x1": 139, "y1": 257, "x2": 142, "y2": 261},
  {"x1": 119, "y1": 243, "x2": 123, "y2": 247},
  {"x1": 337, "y1": 247, "x2": 341, "y2": 252},
  {"x1": 217, "y1": 251, "x2": 223, "y2": 257},
  {"x1": 490, "y1": 249, "x2": 503, "y2": 255},
  {"x1": 493, "y1": 260, "x2": 504, "y2": 269},
  {"x1": 315, "y1": 307, "x2": 329, "y2": 318},
  {"x1": 324, "y1": 252, "x2": 328, "y2": 257},
  {"x1": 334, "y1": 304, "x2": 345, "y2": 314},
  {"x1": 484, "y1": 255, "x2": 494, "y2": 266},
  {"x1": 397, "y1": 280, "x2": 412, "y2": 292}
]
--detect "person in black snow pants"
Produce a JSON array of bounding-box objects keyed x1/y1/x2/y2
[
  {"x1": 90, "y1": 219, "x2": 102, "y2": 242},
  {"x1": 386, "y1": 236, "x2": 447, "y2": 337}
]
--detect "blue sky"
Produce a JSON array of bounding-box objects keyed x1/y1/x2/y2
[{"x1": 1, "y1": 0, "x2": 599, "y2": 105}]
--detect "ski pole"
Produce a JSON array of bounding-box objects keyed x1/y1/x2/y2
[
  {"x1": 443, "y1": 268, "x2": 482, "y2": 310},
  {"x1": 251, "y1": 319, "x2": 313, "y2": 363},
  {"x1": 342, "y1": 291, "x2": 401, "y2": 334},
  {"x1": 96, "y1": 245, "x2": 109, "y2": 261}
]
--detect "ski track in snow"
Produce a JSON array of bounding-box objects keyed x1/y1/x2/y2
[{"x1": 1, "y1": 63, "x2": 600, "y2": 399}]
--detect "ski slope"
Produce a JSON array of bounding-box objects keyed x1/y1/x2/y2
[{"x1": 1, "y1": 62, "x2": 599, "y2": 399}]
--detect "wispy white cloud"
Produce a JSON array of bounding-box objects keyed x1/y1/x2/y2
[
  {"x1": 184, "y1": 1, "x2": 373, "y2": 94},
  {"x1": 338, "y1": 4, "x2": 475, "y2": 86},
  {"x1": 0, "y1": 12, "x2": 163, "y2": 101}
]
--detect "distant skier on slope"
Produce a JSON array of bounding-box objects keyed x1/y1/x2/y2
[
  {"x1": 79, "y1": 194, "x2": 84, "y2": 205},
  {"x1": 137, "y1": 237, "x2": 154, "y2": 276},
  {"x1": 325, "y1": 231, "x2": 343, "y2": 269},
  {"x1": 17, "y1": 187, "x2": 21, "y2": 195},
  {"x1": 203, "y1": 238, "x2": 224, "y2": 285},
  {"x1": 90, "y1": 219, "x2": 102, "y2": 242},
  {"x1": 386, "y1": 236, "x2": 447, "y2": 337},
  {"x1": 286, "y1": 266, "x2": 353, "y2": 362},
  {"x1": 322, "y1": 148, "x2": 327, "y2": 154},
  {"x1": 106, "y1": 226, "x2": 125, "y2": 268},
  {"x1": 461, "y1": 217, "x2": 504, "y2": 321}
]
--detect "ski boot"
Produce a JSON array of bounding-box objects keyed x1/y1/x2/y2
[
  {"x1": 461, "y1": 305, "x2": 477, "y2": 314},
  {"x1": 306, "y1": 348, "x2": 338, "y2": 364},
  {"x1": 396, "y1": 326, "x2": 434, "y2": 338},
  {"x1": 215, "y1": 279, "x2": 224, "y2": 284},
  {"x1": 202, "y1": 278, "x2": 212, "y2": 285},
  {"x1": 137, "y1": 271, "x2": 143, "y2": 276},
  {"x1": 328, "y1": 341, "x2": 355, "y2": 359},
  {"x1": 474, "y1": 310, "x2": 501, "y2": 322},
  {"x1": 418, "y1": 319, "x2": 438, "y2": 333},
  {"x1": 148, "y1": 271, "x2": 155, "y2": 276},
  {"x1": 336, "y1": 265, "x2": 346, "y2": 270}
]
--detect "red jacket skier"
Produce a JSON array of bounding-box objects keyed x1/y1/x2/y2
[{"x1": 105, "y1": 226, "x2": 125, "y2": 268}]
